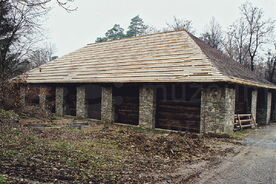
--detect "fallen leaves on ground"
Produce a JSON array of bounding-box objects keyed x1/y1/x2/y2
[{"x1": 0, "y1": 119, "x2": 238, "y2": 183}]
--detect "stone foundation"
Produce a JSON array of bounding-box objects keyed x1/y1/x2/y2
[
  {"x1": 55, "y1": 87, "x2": 64, "y2": 116},
  {"x1": 200, "y1": 85, "x2": 235, "y2": 134},
  {"x1": 76, "y1": 86, "x2": 87, "y2": 118},
  {"x1": 101, "y1": 86, "x2": 114, "y2": 122},
  {"x1": 139, "y1": 86, "x2": 156, "y2": 129}
]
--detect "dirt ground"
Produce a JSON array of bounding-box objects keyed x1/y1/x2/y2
[{"x1": 0, "y1": 117, "x2": 244, "y2": 184}]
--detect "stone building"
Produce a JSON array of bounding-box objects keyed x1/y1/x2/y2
[{"x1": 19, "y1": 30, "x2": 276, "y2": 134}]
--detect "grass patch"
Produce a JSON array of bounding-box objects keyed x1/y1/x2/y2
[
  {"x1": 232, "y1": 129, "x2": 252, "y2": 139},
  {"x1": 0, "y1": 175, "x2": 8, "y2": 184},
  {"x1": 5, "y1": 150, "x2": 19, "y2": 156}
]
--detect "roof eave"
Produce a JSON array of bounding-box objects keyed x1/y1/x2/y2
[
  {"x1": 24, "y1": 77, "x2": 276, "y2": 89},
  {"x1": 226, "y1": 77, "x2": 276, "y2": 89}
]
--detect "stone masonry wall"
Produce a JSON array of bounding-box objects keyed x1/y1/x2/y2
[
  {"x1": 101, "y1": 86, "x2": 114, "y2": 122},
  {"x1": 267, "y1": 92, "x2": 272, "y2": 124},
  {"x1": 39, "y1": 87, "x2": 46, "y2": 110},
  {"x1": 76, "y1": 86, "x2": 87, "y2": 118},
  {"x1": 200, "y1": 85, "x2": 235, "y2": 134},
  {"x1": 251, "y1": 89, "x2": 258, "y2": 122},
  {"x1": 55, "y1": 87, "x2": 64, "y2": 116},
  {"x1": 139, "y1": 86, "x2": 156, "y2": 129},
  {"x1": 20, "y1": 86, "x2": 26, "y2": 106}
]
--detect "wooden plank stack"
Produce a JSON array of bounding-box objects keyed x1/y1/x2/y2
[{"x1": 234, "y1": 114, "x2": 257, "y2": 131}]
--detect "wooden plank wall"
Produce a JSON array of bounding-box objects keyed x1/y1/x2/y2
[
  {"x1": 156, "y1": 84, "x2": 201, "y2": 132},
  {"x1": 113, "y1": 84, "x2": 139, "y2": 125},
  {"x1": 235, "y1": 86, "x2": 251, "y2": 114},
  {"x1": 64, "y1": 85, "x2": 77, "y2": 116},
  {"x1": 86, "y1": 84, "x2": 102, "y2": 120},
  {"x1": 45, "y1": 86, "x2": 56, "y2": 113}
]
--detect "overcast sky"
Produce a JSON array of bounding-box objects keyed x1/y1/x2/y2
[{"x1": 45, "y1": 0, "x2": 276, "y2": 57}]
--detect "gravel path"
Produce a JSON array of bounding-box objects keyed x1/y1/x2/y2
[{"x1": 193, "y1": 124, "x2": 276, "y2": 184}]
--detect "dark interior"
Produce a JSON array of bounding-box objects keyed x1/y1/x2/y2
[
  {"x1": 235, "y1": 85, "x2": 252, "y2": 114},
  {"x1": 45, "y1": 86, "x2": 56, "y2": 113},
  {"x1": 64, "y1": 85, "x2": 77, "y2": 116},
  {"x1": 86, "y1": 84, "x2": 102, "y2": 120},
  {"x1": 113, "y1": 84, "x2": 139, "y2": 125}
]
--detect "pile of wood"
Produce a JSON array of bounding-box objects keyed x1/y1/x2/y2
[{"x1": 234, "y1": 114, "x2": 256, "y2": 131}]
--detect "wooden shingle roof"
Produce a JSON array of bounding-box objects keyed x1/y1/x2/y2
[{"x1": 24, "y1": 30, "x2": 275, "y2": 89}]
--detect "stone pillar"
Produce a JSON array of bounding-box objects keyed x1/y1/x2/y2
[
  {"x1": 55, "y1": 87, "x2": 64, "y2": 116},
  {"x1": 267, "y1": 92, "x2": 272, "y2": 124},
  {"x1": 76, "y1": 86, "x2": 87, "y2": 118},
  {"x1": 251, "y1": 89, "x2": 258, "y2": 122},
  {"x1": 39, "y1": 87, "x2": 47, "y2": 110},
  {"x1": 257, "y1": 89, "x2": 272, "y2": 125},
  {"x1": 101, "y1": 86, "x2": 114, "y2": 122},
  {"x1": 200, "y1": 85, "x2": 236, "y2": 134},
  {"x1": 20, "y1": 86, "x2": 26, "y2": 106},
  {"x1": 139, "y1": 85, "x2": 156, "y2": 129}
]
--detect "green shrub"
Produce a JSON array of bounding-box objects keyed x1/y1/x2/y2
[{"x1": 0, "y1": 109, "x2": 19, "y2": 120}]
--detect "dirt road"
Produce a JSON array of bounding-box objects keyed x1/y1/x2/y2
[{"x1": 192, "y1": 124, "x2": 276, "y2": 184}]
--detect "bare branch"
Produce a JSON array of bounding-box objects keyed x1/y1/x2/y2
[
  {"x1": 165, "y1": 17, "x2": 195, "y2": 33},
  {"x1": 16, "y1": 0, "x2": 77, "y2": 12}
]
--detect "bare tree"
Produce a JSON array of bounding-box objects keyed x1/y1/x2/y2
[
  {"x1": 223, "y1": 2, "x2": 274, "y2": 71},
  {"x1": 265, "y1": 45, "x2": 276, "y2": 82},
  {"x1": 0, "y1": 0, "x2": 48, "y2": 79},
  {"x1": 201, "y1": 17, "x2": 223, "y2": 50},
  {"x1": 28, "y1": 43, "x2": 56, "y2": 68},
  {"x1": 223, "y1": 18, "x2": 250, "y2": 65},
  {"x1": 0, "y1": 0, "x2": 75, "y2": 80},
  {"x1": 240, "y1": 2, "x2": 275, "y2": 71},
  {"x1": 166, "y1": 17, "x2": 195, "y2": 33}
]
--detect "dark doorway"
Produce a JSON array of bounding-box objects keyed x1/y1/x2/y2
[
  {"x1": 235, "y1": 85, "x2": 251, "y2": 114},
  {"x1": 113, "y1": 84, "x2": 139, "y2": 125},
  {"x1": 86, "y1": 84, "x2": 102, "y2": 120},
  {"x1": 45, "y1": 86, "x2": 56, "y2": 113},
  {"x1": 155, "y1": 83, "x2": 201, "y2": 132},
  {"x1": 64, "y1": 85, "x2": 77, "y2": 116}
]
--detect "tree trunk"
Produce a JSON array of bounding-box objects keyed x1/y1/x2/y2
[{"x1": 250, "y1": 58, "x2": 254, "y2": 71}]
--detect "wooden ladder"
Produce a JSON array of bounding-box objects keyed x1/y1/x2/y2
[{"x1": 234, "y1": 114, "x2": 256, "y2": 131}]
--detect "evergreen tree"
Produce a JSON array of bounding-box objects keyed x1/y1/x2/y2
[
  {"x1": 0, "y1": 0, "x2": 19, "y2": 80},
  {"x1": 126, "y1": 15, "x2": 148, "y2": 37},
  {"x1": 96, "y1": 24, "x2": 125, "y2": 42},
  {"x1": 95, "y1": 16, "x2": 149, "y2": 43}
]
